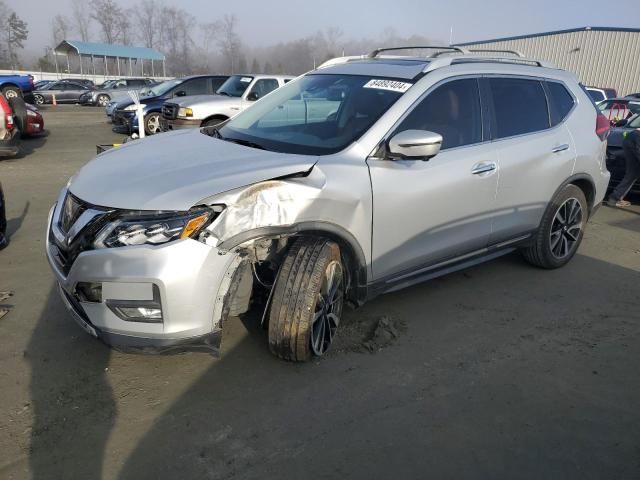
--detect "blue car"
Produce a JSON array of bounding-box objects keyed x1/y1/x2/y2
[
  {"x1": 111, "y1": 75, "x2": 228, "y2": 135},
  {"x1": 606, "y1": 114, "x2": 640, "y2": 196}
]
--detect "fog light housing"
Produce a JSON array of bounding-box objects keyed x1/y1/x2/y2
[
  {"x1": 75, "y1": 282, "x2": 102, "y2": 303},
  {"x1": 106, "y1": 285, "x2": 163, "y2": 323}
]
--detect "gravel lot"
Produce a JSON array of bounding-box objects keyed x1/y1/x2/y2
[{"x1": 0, "y1": 106, "x2": 639, "y2": 480}]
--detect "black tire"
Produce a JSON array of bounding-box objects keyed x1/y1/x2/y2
[
  {"x1": 144, "y1": 112, "x2": 161, "y2": 135},
  {"x1": 7, "y1": 97, "x2": 27, "y2": 132},
  {"x1": 33, "y1": 94, "x2": 45, "y2": 105},
  {"x1": 268, "y1": 237, "x2": 345, "y2": 362},
  {"x1": 202, "y1": 117, "x2": 226, "y2": 128},
  {"x1": 2, "y1": 86, "x2": 21, "y2": 99},
  {"x1": 521, "y1": 184, "x2": 588, "y2": 269},
  {"x1": 96, "y1": 94, "x2": 110, "y2": 107}
]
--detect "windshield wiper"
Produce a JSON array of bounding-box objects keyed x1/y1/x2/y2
[{"x1": 226, "y1": 138, "x2": 267, "y2": 150}]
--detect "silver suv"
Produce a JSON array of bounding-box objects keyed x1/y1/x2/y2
[
  {"x1": 161, "y1": 74, "x2": 293, "y2": 130},
  {"x1": 46, "y1": 46, "x2": 611, "y2": 362}
]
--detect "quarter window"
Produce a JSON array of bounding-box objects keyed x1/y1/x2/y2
[
  {"x1": 249, "y1": 79, "x2": 280, "y2": 99},
  {"x1": 395, "y1": 78, "x2": 483, "y2": 150},
  {"x1": 488, "y1": 78, "x2": 550, "y2": 139},
  {"x1": 546, "y1": 81, "x2": 575, "y2": 126}
]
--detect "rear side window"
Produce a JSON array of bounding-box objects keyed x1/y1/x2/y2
[
  {"x1": 588, "y1": 90, "x2": 605, "y2": 103},
  {"x1": 488, "y1": 78, "x2": 549, "y2": 139},
  {"x1": 546, "y1": 81, "x2": 575, "y2": 126},
  {"x1": 396, "y1": 78, "x2": 483, "y2": 150}
]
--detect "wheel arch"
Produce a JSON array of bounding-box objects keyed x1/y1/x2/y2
[
  {"x1": 1, "y1": 83, "x2": 21, "y2": 94},
  {"x1": 557, "y1": 173, "x2": 597, "y2": 215},
  {"x1": 201, "y1": 114, "x2": 229, "y2": 126},
  {"x1": 218, "y1": 221, "x2": 369, "y2": 305}
]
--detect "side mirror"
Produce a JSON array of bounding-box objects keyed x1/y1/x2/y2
[
  {"x1": 247, "y1": 91, "x2": 259, "y2": 101},
  {"x1": 388, "y1": 130, "x2": 443, "y2": 160},
  {"x1": 175, "y1": 90, "x2": 187, "y2": 97}
]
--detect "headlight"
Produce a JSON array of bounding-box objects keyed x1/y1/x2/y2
[
  {"x1": 93, "y1": 207, "x2": 218, "y2": 249},
  {"x1": 178, "y1": 107, "x2": 193, "y2": 118},
  {"x1": 123, "y1": 104, "x2": 139, "y2": 111}
]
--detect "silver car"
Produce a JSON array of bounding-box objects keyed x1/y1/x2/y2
[
  {"x1": 46, "y1": 46, "x2": 610, "y2": 361},
  {"x1": 79, "y1": 78, "x2": 156, "y2": 107},
  {"x1": 161, "y1": 74, "x2": 293, "y2": 129}
]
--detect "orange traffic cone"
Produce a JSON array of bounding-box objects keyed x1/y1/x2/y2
[{"x1": 52, "y1": 94, "x2": 57, "y2": 106}]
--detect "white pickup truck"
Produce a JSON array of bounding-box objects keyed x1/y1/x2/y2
[{"x1": 161, "y1": 74, "x2": 294, "y2": 129}]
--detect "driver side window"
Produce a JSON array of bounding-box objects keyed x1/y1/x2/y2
[{"x1": 396, "y1": 78, "x2": 483, "y2": 150}]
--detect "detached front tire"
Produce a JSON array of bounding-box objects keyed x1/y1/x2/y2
[
  {"x1": 521, "y1": 184, "x2": 588, "y2": 269},
  {"x1": 268, "y1": 237, "x2": 345, "y2": 362}
]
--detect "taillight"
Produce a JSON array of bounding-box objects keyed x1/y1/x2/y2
[
  {"x1": 0, "y1": 96, "x2": 13, "y2": 131},
  {"x1": 595, "y1": 113, "x2": 610, "y2": 141}
]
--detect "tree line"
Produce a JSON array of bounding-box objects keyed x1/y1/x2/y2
[{"x1": 3, "y1": 0, "x2": 435, "y2": 76}]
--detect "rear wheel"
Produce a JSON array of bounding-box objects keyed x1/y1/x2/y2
[
  {"x1": 521, "y1": 184, "x2": 588, "y2": 269},
  {"x1": 268, "y1": 237, "x2": 345, "y2": 362},
  {"x1": 33, "y1": 94, "x2": 45, "y2": 105},
  {"x1": 2, "y1": 86, "x2": 21, "y2": 99},
  {"x1": 144, "y1": 112, "x2": 161, "y2": 135},
  {"x1": 96, "y1": 94, "x2": 109, "y2": 107},
  {"x1": 7, "y1": 97, "x2": 27, "y2": 133}
]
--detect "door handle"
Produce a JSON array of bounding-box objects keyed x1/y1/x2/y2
[
  {"x1": 471, "y1": 162, "x2": 497, "y2": 175},
  {"x1": 552, "y1": 144, "x2": 570, "y2": 153}
]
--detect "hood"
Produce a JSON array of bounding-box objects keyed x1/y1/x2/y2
[
  {"x1": 172, "y1": 94, "x2": 231, "y2": 108},
  {"x1": 68, "y1": 129, "x2": 317, "y2": 211}
]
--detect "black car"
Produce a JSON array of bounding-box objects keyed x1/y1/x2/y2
[
  {"x1": 112, "y1": 75, "x2": 229, "y2": 135},
  {"x1": 606, "y1": 114, "x2": 640, "y2": 196}
]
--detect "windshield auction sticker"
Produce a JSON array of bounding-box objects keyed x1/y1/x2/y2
[
  {"x1": 240, "y1": 77, "x2": 252, "y2": 83},
  {"x1": 363, "y1": 79, "x2": 412, "y2": 93}
]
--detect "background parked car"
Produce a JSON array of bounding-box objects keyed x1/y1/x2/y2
[
  {"x1": 79, "y1": 78, "x2": 156, "y2": 107},
  {"x1": 0, "y1": 94, "x2": 20, "y2": 157},
  {"x1": 625, "y1": 92, "x2": 640, "y2": 99},
  {"x1": 59, "y1": 78, "x2": 95, "y2": 88},
  {"x1": 162, "y1": 74, "x2": 293, "y2": 130},
  {"x1": 606, "y1": 113, "x2": 640, "y2": 196},
  {"x1": 598, "y1": 98, "x2": 640, "y2": 124},
  {"x1": 32, "y1": 81, "x2": 91, "y2": 105},
  {"x1": 0, "y1": 74, "x2": 34, "y2": 99},
  {"x1": 112, "y1": 75, "x2": 228, "y2": 135},
  {"x1": 34, "y1": 80, "x2": 54, "y2": 90},
  {"x1": 6, "y1": 97, "x2": 44, "y2": 137},
  {"x1": 585, "y1": 86, "x2": 617, "y2": 103}
]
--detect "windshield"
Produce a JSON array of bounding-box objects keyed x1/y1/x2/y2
[
  {"x1": 216, "y1": 74, "x2": 410, "y2": 155},
  {"x1": 216, "y1": 75, "x2": 254, "y2": 97},
  {"x1": 99, "y1": 80, "x2": 116, "y2": 89},
  {"x1": 148, "y1": 79, "x2": 183, "y2": 97}
]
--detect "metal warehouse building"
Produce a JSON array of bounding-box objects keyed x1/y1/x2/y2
[{"x1": 456, "y1": 27, "x2": 640, "y2": 95}]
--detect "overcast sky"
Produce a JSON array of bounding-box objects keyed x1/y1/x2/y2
[{"x1": 8, "y1": 0, "x2": 640, "y2": 53}]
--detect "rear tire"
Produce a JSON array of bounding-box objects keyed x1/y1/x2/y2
[
  {"x1": 2, "y1": 86, "x2": 21, "y2": 99},
  {"x1": 33, "y1": 94, "x2": 45, "y2": 105},
  {"x1": 268, "y1": 237, "x2": 345, "y2": 362},
  {"x1": 7, "y1": 97, "x2": 27, "y2": 132},
  {"x1": 521, "y1": 184, "x2": 588, "y2": 269},
  {"x1": 97, "y1": 94, "x2": 109, "y2": 107}
]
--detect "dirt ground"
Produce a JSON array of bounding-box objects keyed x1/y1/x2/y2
[{"x1": 0, "y1": 106, "x2": 639, "y2": 480}]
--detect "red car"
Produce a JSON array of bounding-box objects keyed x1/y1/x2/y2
[
  {"x1": 0, "y1": 94, "x2": 20, "y2": 156},
  {"x1": 23, "y1": 103, "x2": 44, "y2": 136}
]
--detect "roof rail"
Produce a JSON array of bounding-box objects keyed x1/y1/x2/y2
[
  {"x1": 423, "y1": 55, "x2": 556, "y2": 73},
  {"x1": 468, "y1": 48, "x2": 525, "y2": 57},
  {"x1": 368, "y1": 45, "x2": 469, "y2": 58}
]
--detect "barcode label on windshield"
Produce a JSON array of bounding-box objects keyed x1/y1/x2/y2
[{"x1": 364, "y1": 79, "x2": 412, "y2": 93}]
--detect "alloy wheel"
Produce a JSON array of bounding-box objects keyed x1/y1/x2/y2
[
  {"x1": 310, "y1": 260, "x2": 344, "y2": 356},
  {"x1": 146, "y1": 114, "x2": 160, "y2": 133},
  {"x1": 4, "y1": 89, "x2": 18, "y2": 99},
  {"x1": 34, "y1": 95, "x2": 45, "y2": 105},
  {"x1": 549, "y1": 197, "x2": 583, "y2": 259}
]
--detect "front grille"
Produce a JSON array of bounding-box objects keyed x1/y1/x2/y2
[
  {"x1": 162, "y1": 103, "x2": 178, "y2": 120},
  {"x1": 112, "y1": 111, "x2": 133, "y2": 129},
  {"x1": 50, "y1": 195, "x2": 112, "y2": 275}
]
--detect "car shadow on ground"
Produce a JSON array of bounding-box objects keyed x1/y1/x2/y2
[
  {"x1": 16, "y1": 133, "x2": 49, "y2": 159},
  {"x1": 6, "y1": 200, "x2": 29, "y2": 238},
  {"x1": 26, "y1": 252, "x2": 640, "y2": 479}
]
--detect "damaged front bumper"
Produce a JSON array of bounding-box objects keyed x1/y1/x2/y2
[{"x1": 46, "y1": 206, "x2": 243, "y2": 355}]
